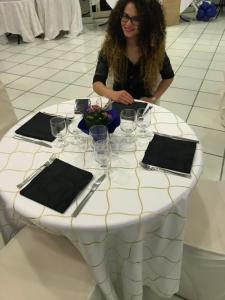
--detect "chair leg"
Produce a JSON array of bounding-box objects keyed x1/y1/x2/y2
[{"x1": 17, "y1": 35, "x2": 21, "y2": 45}]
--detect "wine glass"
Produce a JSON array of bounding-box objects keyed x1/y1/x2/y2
[
  {"x1": 120, "y1": 109, "x2": 137, "y2": 138},
  {"x1": 50, "y1": 116, "x2": 67, "y2": 148},
  {"x1": 137, "y1": 107, "x2": 151, "y2": 137},
  {"x1": 66, "y1": 112, "x2": 82, "y2": 145}
]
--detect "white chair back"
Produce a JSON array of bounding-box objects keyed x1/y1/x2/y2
[
  {"x1": 0, "y1": 80, "x2": 17, "y2": 138},
  {"x1": 178, "y1": 180, "x2": 225, "y2": 300},
  {"x1": 0, "y1": 226, "x2": 104, "y2": 300}
]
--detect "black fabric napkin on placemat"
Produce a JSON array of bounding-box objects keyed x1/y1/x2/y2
[
  {"x1": 20, "y1": 159, "x2": 93, "y2": 213},
  {"x1": 112, "y1": 101, "x2": 147, "y2": 115},
  {"x1": 142, "y1": 134, "x2": 197, "y2": 174},
  {"x1": 15, "y1": 112, "x2": 56, "y2": 142}
]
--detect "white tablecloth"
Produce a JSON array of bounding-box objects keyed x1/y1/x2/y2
[
  {"x1": 0, "y1": 0, "x2": 43, "y2": 42},
  {"x1": 35, "y1": 0, "x2": 83, "y2": 40},
  {"x1": 0, "y1": 99, "x2": 203, "y2": 300}
]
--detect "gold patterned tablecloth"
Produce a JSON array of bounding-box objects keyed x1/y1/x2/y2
[{"x1": 0, "y1": 99, "x2": 203, "y2": 300}]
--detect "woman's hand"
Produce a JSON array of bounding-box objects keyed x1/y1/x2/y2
[{"x1": 111, "y1": 90, "x2": 133, "y2": 105}]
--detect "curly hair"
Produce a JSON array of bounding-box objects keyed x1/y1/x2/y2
[{"x1": 101, "y1": 0, "x2": 166, "y2": 95}]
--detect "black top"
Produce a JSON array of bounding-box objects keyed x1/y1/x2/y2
[{"x1": 93, "y1": 52, "x2": 174, "y2": 99}]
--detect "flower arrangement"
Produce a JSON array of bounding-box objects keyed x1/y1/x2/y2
[{"x1": 83, "y1": 105, "x2": 112, "y2": 128}]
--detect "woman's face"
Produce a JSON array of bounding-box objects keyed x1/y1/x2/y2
[{"x1": 121, "y1": 2, "x2": 140, "y2": 40}]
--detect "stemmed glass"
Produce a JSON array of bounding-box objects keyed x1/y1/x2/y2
[
  {"x1": 137, "y1": 107, "x2": 151, "y2": 137},
  {"x1": 120, "y1": 109, "x2": 137, "y2": 140},
  {"x1": 50, "y1": 116, "x2": 67, "y2": 148}
]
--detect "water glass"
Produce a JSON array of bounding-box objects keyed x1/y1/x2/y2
[
  {"x1": 50, "y1": 116, "x2": 67, "y2": 148},
  {"x1": 137, "y1": 107, "x2": 151, "y2": 137},
  {"x1": 120, "y1": 109, "x2": 137, "y2": 137},
  {"x1": 66, "y1": 112, "x2": 82, "y2": 145},
  {"x1": 89, "y1": 125, "x2": 108, "y2": 142}
]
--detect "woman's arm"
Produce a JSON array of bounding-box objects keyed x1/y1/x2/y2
[
  {"x1": 93, "y1": 81, "x2": 133, "y2": 104},
  {"x1": 93, "y1": 53, "x2": 133, "y2": 105}
]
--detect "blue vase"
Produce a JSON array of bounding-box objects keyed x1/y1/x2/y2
[{"x1": 78, "y1": 109, "x2": 120, "y2": 134}]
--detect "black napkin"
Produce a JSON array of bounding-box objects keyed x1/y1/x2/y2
[
  {"x1": 15, "y1": 112, "x2": 56, "y2": 142},
  {"x1": 20, "y1": 159, "x2": 93, "y2": 213},
  {"x1": 142, "y1": 134, "x2": 197, "y2": 174},
  {"x1": 112, "y1": 101, "x2": 147, "y2": 115}
]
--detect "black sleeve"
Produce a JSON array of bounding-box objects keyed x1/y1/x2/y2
[
  {"x1": 93, "y1": 52, "x2": 109, "y2": 84},
  {"x1": 160, "y1": 52, "x2": 174, "y2": 79}
]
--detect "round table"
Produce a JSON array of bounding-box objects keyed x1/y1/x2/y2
[{"x1": 0, "y1": 98, "x2": 203, "y2": 300}]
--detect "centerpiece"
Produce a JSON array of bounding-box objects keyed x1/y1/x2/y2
[{"x1": 78, "y1": 104, "x2": 120, "y2": 134}]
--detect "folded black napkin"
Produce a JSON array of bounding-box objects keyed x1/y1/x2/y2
[
  {"x1": 20, "y1": 159, "x2": 93, "y2": 213},
  {"x1": 15, "y1": 112, "x2": 56, "y2": 142},
  {"x1": 112, "y1": 101, "x2": 147, "y2": 115},
  {"x1": 142, "y1": 134, "x2": 197, "y2": 174}
]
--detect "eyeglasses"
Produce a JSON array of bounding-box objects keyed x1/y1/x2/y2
[{"x1": 120, "y1": 13, "x2": 140, "y2": 26}]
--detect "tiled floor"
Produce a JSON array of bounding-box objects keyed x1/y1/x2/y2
[{"x1": 0, "y1": 10, "x2": 225, "y2": 298}]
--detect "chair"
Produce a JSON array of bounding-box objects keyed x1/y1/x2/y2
[
  {"x1": 0, "y1": 226, "x2": 104, "y2": 300},
  {"x1": 178, "y1": 180, "x2": 225, "y2": 300},
  {"x1": 0, "y1": 0, "x2": 43, "y2": 43},
  {"x1": 0, "y1": 80, "x2": 17, "y2": 138}
]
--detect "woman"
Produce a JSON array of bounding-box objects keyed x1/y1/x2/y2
[{"x1": 92, "y1": 0, "x2": 174, "y2": 105}]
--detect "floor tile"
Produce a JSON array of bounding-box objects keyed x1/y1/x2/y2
[
  {"x1": 0, "y1": 51, "x2": 14, "y2": 59},
  {"x1": 194, "y1": 92, "x2": 222, "y2": 110},
  {"x1": 26, "y1": 67, "x2": 59, "y2": 80},
  {"x1": 213, "y1": 53, "x2": 225, "y2": 62},
  {"x1": 188, "y1": 107, "x2": 225, "y2": 131},
  {"x1": 58, "y1": 52, "x2": 84, "y2": 61},
  {"x1": 176, "y1": 66, "x2": 207, "y2": 79},
  {"x1": 14, "y1": 108, "x2": 31, "y2": 120},
  {"x1": 182, "y1": 58, "x2": 211, "y2": 69},
  {"x1": 65, "y1": 61, "x2": 95, "y2": 73},
  {"x1": 169, "y1": 56, "x2": 185, "y2": 65},
  {"x1": 72, "y1": 44, "x2": 97, "y2": 54},
  {"x1": 171, "y1": 76, "x2": 202, "y2": 91},
  {"x1": 187, "y1": 50, "x2": 214, "y2": 61},
  {"x1": 200, "y1": 80, "x2": 224, "y2": 94},
  {"x1": 191, "y1": 125, "x2": 225, "y2": 156},
  {"x1": 7, "y1": 77, "x2": 43, "y2": 91},
  {"x1": 0, "y1": 61, "x2": 18, "y2": 72},
  {"x1": 73, "y1": 73, "x2": 93, "y2": 87},
  {"x1": 0, "y1": 73, "x2": 20, "y2": 85},
  {"x1": 44, "y1": 59, "x2": 73, "y2": 70},
  {"x1": 12, "y1": 92, "x2": 50, "y2": 110},
  {"x1": 39, "y1": 49, "x2": 64, "y2": 58},
  {"x1": 192, "y1": 44, "x2": 218, "y2": 52},
  {"x1": 78, "y1": 52, "x2": 98, "y2": 64},
  {"x1": 56, "y1": 85, "x2": 92, "y2": 99},
  {"x1": 200, "y1": 153, "x2": 223, "y2": 181},
  {"x1": 6, "y1": 53, "x2": 33, "y2": 63},
  {"x1": 209, "y1": 60, "x2": 225, "y2": 72},
  {"x1": 49, "y1": 70, "x2": 82, "y2": 83},
  {"x1": 35, "y1": 96, "x2": 69, "y2": 111},
  {"x1": 30, "y1": 81, "x2": 68, "y2": 96},
  {"x1": 54, "y1": 43, "x2": 78, "y2": 51},
  {"x1": 167, "y1": 49, "x2": 190, "y2": 58},
  {"x1": 160, "y1": 101, "x2": 191, "y2": 121},
  {"x1": 25, "y1": 56, "x2": 53, "y2": 66},
  {"x1": 6, "y1": 88, "x2": 24, "y2": 101},
  {"x1": 205, "y1": 70, "x2": 224, "y2": 82},
  {"x1": 161, "y1": 87, "x2": 197, "y2": 106},
  {"x1": 5, "y1": 64, "x2": 38, "y2": 76},
  {"x1": 20, "y1": 47, "x2": 47, "y2": 55}
]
